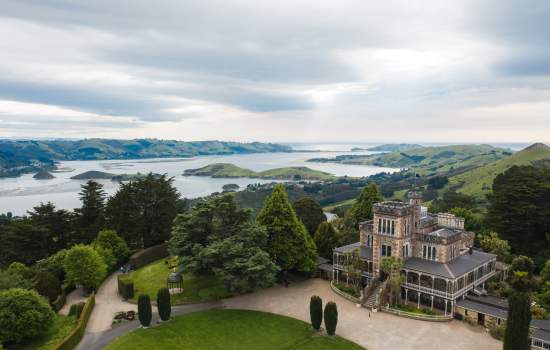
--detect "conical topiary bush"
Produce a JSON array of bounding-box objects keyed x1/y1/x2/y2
[
  {"x1": 324, "y1": 301, "x2": 338, "y2": 336},
  {"x1": 138, "y1": 294, "x2": 152, "y2": 327},
  {"x1": 310, "y1": 295, "x2": 323, "y2": 330}
]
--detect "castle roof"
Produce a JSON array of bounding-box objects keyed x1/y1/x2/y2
[
  {"x1": 333, "y1": 242, "x2": 373, "y2": 260},
  {"x1": 403, "y1": 249, "x2": 496, "y2": 279}
]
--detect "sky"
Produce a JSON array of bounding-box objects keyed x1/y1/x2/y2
[{"x1": 0, "y1": 0, "x2": 549, "y2": 143}]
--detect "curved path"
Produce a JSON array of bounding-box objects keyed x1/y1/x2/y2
[
  {"x1": 76, "y1": 273, "x2": 500, "y2": 350},
  {"x1": 222, "y1": 278, "x2": 501, "y2": 350}
]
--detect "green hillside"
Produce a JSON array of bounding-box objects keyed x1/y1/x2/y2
[
  {"x1": 308, "y1": 144, "x2": 511, "y2": 176},
  {"x1": 0, "y1": 139, "x2": 292, "y2": 178},
  {"x1": 183, "y1": 163, "x2": 335, "y2": 180},
  {"x1": 448, "y1": 143, "x2": 550, "y2": 197}
]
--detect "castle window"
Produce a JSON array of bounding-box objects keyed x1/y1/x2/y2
[
  {"x1": 367, "y1": 234, "x2": 373, "y2": 247},
  {"x1": 450, "y1": 245, "x2": 456, "y2": 259},
  {"x1": 402, "y1": 244, "x2": 409, "y2": 257},
  {"x1": 382, "y1": 244, "x2": 392, "y2": 257},
  {"x1": 378, "y1": 218, "x2": 382, "y2": 233},
  {"x1": 422, "y1": 245, "x2": 437, "y2": 261},
  {"x1": 391, "y1": 221, "x2": 395, "y2": 235}
]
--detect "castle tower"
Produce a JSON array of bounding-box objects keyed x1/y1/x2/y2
[{"x1": 408, "y1": 191, "x2": 423, "y2": 232}]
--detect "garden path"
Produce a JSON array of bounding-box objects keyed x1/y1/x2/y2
[{"x1": 58, "y1": 287, "x2": 87, "y2": 316}]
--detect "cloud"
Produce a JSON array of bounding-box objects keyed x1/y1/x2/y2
[{"x1": 0, "y1": 0, "x2": 549, "y2": 141}]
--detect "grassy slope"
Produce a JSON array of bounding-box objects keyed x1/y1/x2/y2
[
  {"x1": 17, "y1": 315, "x2": 77, "y2": 350},
  {"x1": 129, "y1": 259, "x2": 232, "y2": 305},
  {"x1": 184, "y1": 163, "x2": 335, "y2": 180},
  {"x1": 104, "y1": 309, "x2": 364, "y2": 350},
  {"x1": 448, "y1": 143, "x2": 550, "y2": 197},
  {"x1": 310, "y1": 144, "x2": 510, "y2": 176}
]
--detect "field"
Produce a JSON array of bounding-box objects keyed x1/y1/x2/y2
[{"x1": 104, "y1": 309, "x2": 365, "y2": 350}]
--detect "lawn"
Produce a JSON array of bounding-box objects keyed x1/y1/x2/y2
[
  {"x1": 17, "y1": 314, "x2": 77, "y2": 350},
  {"x1": 129, "y1": 259, "x2": 232, "y2": 304},
  {"x1": 104, "y1": 309, "x2": 364, "y2": 350}
]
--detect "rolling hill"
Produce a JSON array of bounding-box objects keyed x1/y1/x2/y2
[
  {"x1": 447, "y1": 143, "x2": 550, "y2": 198},
  {"x1": 183, "y1": 163, "x2": 335, "y2": 180},
  {"x1": 308, "y1": 144, "x2": 511, "y2": 176}
]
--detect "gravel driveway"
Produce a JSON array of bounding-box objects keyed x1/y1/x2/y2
[{"x1": 222, "y1": 278, "x2": 501, "y2": 350}]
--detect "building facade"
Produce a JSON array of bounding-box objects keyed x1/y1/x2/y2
[{"x1": 333, "y1": 191, "x2": 497, "y2": 316}]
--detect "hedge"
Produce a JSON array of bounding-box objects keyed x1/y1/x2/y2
[
  {"x1": 54, "y1": 292, "x2": 95, "y2": 350},
  {"x1": 310, "y1": 295, "x2": 323, "y2": 331},
  {"x1": 129, "y1": 243, "x2": 169, "y2": 269},
  {"x1": 69, "y1": 302, "x2": 85, "y2": 318},
  {"x1": 324, "y1": 302, "x2": 338, "y2": 336},
  {"x1": 117, "y1": 275, "x2": 134, "y2": 300}
]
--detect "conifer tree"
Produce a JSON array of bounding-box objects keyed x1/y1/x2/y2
[
  {"x1": 293, "y1": 197, "x2": 326, "y2": 236},
  {"x1": 74, "y1": 180, "x2": 106, "y2": 244},
  {"x1": 314, "y1": 222, "x2": 341, "y2": 259},
  {"x1": 349, "y1": 183, "x2": 383, "y2": 227},
  {"x1": 157, "y1": 288, "x2": 171, "y2": 321},
  {"x1": 257, "y1": 185, "x2": 318, "y2": 273},
  {"x1": 138, "y1": 294, "x2": 152, "y2": 327}
]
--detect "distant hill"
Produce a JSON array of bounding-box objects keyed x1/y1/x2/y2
[
  {"x1": 33, "y1": 169, "x2": 55, "y2": 180},
  {"x1": 447, "y1": 143, "x2": 550, "y2": 197},
  {"x1": 0, "y1": 139, "x2": 292, "y2": 178},
  {"x1": 365, "y1": 144, "x2": 424, "y2": 152},
  {"x1": 183, "y1": 163, "x2": 335, "y2": 180},
  {"x1": 308, "y1": 144, "x2": 511, "y2": 176},
  {"x1": 70, "y1": 171, "x2": 116, "y2": 180}
]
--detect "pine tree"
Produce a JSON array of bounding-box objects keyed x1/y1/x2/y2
[
  {"x1": 74, "y1": 181, "x2": 106, "y2": 244},
  {"x1": 138, "y1": 294, "x2": 152, "y2": 327},
  {"x1": 349, "y1": 183, "x2": 383, "y2": 227},
  {"x1": 257, "y1": 185, "x2": 318, "y2": 273},
  {"x1": 157, "y1": 288, "x2": 171, "y2": 321}
]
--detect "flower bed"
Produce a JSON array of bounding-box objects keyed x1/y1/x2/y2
[{"x1": 330, "y1": 281, "x2": 361, "y2": 304}]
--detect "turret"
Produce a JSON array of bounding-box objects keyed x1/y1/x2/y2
[{"x1": 408, "y1": 191, "x2": 423, "y2": 230}]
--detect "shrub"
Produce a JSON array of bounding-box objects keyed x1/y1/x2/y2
[
  {"x1": 129, "y1": 243, "x2": 169, "y2": 269},
  {"x1": 138, "y1": 294, "x2": 152, "y2": 327},
  {"x1": 64, "y1": 244, "x2": 107, "y2": 290},
  {"x1": 324, "y1": 302, "x2": 338, "y2": 336},
  {"x1": 310, "y1": 295, "x2": 323, "y2": 330},
  {"x1": 157, "y1": 288, "x2": 171, "y2": 321},
  {"x1": 93, "y1": 230, "x2": 130, "y2": 267},
  {"x1": 117, "y1": 275, "x2": 134, "y2": 300},
  {"x1": 36, "y1": 249, "x2": 68, "y2": 281},
  {"x1": 490, "y1": 324, "x2": 506, "y2": 340},
  {"x1": 69, "y1": 302, "x2": 85, "y2": 318},
  {"x1": 0, "y1": 288, "x2": 55, "y2": 343},
  {"x1": 34, "y1": 270, "x2": 62, "y2": 303},
  {"x1": 7, "y1": 262, "x2": 34, "y2": 280}
]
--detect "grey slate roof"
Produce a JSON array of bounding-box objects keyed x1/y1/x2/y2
[
  {"x1": 333, "y1": 242, "x2": 373, "y2": 260},
  {"x1": 426, "y1": 227, "x2": 462, "y2": 238},
  {"x1": 403, "y1": 250, "x2": 496, "y2": 279},
  {"x1": 456, "y1": 297, "x2": 550, "y2": 342}
]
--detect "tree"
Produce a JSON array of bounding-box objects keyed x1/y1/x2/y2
[
  {"x1": 27, "y1": 202, "x2": 74, "y2": 251},
  {"x1": 0, "y1": 269, "x2": 33, "y2": 291},
  {"x1": 0, "y1": 288, "x2": 55, "y2": 343},
  {"x1": 64, "y1": 244, "x2": 107, "y2": 290},
  {"x1": 541, "y1": 260, "x2": 550, "y2": 283},
  {"x1": 93, "y1": 229, "x2": 129, "y2": 267},
  {"x1": 314, "y1": 222, "x2": 341, "y2": 259},
  {"x1": 138, "y1": 294, "x2": 152, "y2": 327},
  {"x1": 487, "y1": 166, "x2": 550, "y2": 267},
  {"x1": 257, "y1": 185, "x2": 318, "y2": 273},
  {"x1": 33, "y1": 271, "x2": 61, "y2": 303},
  {"x1": 74, "y1": 181, "x2": 106, "y2": 244},
  {"x1": 157, "y1": 288, "x2": 171, "y2": 321},
  {"x1": 106, "y1": 174, "x2": 179, "y2": 249},
  {"x1": 380, "y1": 256, "x2": 403, "y2": 306},
  {"x1": 0, "y1": 219, "x2": 52, "y2": 267},
  {"x1": 36, "y1": 249, "x2": 67, "y2": 281},
  {"x1": 448, "y1": 207, "x2": 483, "y2": 232},
  {"x1": 170, "y1": 194, "x2": 278, "y2": 293},
  {"x1": 504, "y1": 256, "x2": 534, "y2": 350},
  {"x1": 310, "y1": 295, "x2": 323, "y2": 331},
  {"x1": 343, "y1": 250, "x2": 363, "y2": 294},
  {"x1": 478, "y1": 232, "x2": 511, "y2": 262},
  {"x1": 349, "y1": 183, "x2": 383, "y2": 228},
  {"x1": 293, "y1": 197, "x2": 326, "y2": 236},
  {"x1": 324, "y1": 302, "x2": 338, "y2": 336}
]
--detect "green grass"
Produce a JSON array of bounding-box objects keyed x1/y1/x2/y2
[
  {"x1": 129, "y1": 259, "x2": 232, "y2": 304},
  {"x1": 104, "y1": 309, "x2": 364, "y2": 350},
  {"x1": 184, "y1": 163, "x2": 335, "y2": 180},
  {"x1": 17, "y1": 314, "x2": 77, "y2": 350},
  {"x1": 448, "y1": 143, "x2": 550, "y2": 198}
]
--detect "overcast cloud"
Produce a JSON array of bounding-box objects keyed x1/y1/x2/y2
[{"x1": 0, "y1": 0, "x2": 549, "y2": 142}]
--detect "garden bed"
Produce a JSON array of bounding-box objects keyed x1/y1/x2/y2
[{"x1": 330, "y1": 281, "x2": 361, "y2": 304}]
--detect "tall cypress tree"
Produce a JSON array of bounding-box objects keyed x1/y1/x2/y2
[
  {"x1": 503, "y1": 291, "x2": 531, "y2": 350},
  {"x1": 257, "y1": 185, "x2": 318, "y2": 273},
  {"x1": 74, "y1": 180, "x2": 106, "y2": 244},
  {"x1": 349, "y1": 183, "x2": 383, "y2": 227}
]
